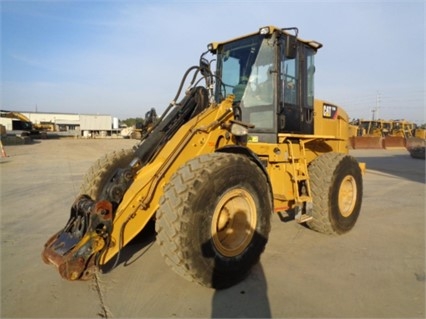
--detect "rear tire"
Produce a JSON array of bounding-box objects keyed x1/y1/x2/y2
[
  {"x1": 155, "y1": 153, "x2": 272, "y2": 289},
  {"x1": 307, "y1": 152, "x2": 363, "y2": 235}
]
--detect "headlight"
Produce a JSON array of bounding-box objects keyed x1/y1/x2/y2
[{"x1": 231, "y1": 123, "x2": 248, "y2": 136}]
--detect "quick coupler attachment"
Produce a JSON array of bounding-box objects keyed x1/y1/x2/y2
[{"x1": 42, "y1": 195, "x2": 113, "y2": 281}]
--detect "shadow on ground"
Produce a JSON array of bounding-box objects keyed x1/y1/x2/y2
[
  {"x1": 355, "y1": 153, "x2": 425, "y2": 184},
  {"x1": 101, "y1": 219, "x2": 157, "y2": 273},
  {"x1": 210, "y1": 262, "x2": 271, "y2": 318}
]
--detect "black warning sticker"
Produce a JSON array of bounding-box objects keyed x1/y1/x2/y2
[{"x1": 322, "y1": 104, "x2": 338, "y2": 119}]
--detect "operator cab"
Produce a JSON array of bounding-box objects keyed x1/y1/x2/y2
[{"x1": 210, "y1": 26, "x2": 322, "y2": 143}]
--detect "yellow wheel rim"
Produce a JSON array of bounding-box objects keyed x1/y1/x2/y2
[
  {"x1": 211, "y1": 189, "x2": 257, "y2": 257},
  {"x1": 338, "y1": 175, "x2": 357, "y2": 217}
]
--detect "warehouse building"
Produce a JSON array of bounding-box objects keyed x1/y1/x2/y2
[{"x1": 19, "y1": 111, "x2": 121, "y2": 137}]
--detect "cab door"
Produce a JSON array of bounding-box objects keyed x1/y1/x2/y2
[{"x1": 279, "y1": 38, "x2": 316, "y2": 134}]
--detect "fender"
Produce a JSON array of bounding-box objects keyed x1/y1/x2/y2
[{"x1": 216, "y1": 145, "x2": 274, "y2": 212}]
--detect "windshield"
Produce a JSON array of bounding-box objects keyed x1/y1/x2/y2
[{"x1": 216, "y1": 34, "x2": 276, "y2": 132}]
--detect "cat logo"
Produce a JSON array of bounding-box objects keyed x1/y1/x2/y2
[{"x1": 323, "y1": 104, "x2": 338, "y2": 119}]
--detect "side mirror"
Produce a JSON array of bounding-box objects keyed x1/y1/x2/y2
[{"x1": 285, "y1": 35, "x2": 297, "y2": 59}]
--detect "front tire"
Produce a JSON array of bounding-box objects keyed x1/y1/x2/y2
[
  {"x1": 307, "y1": 152, "x2": 363, "y2": 235},
  {"x1": 155, "y1": 153, "x2": 272, "y2": 289},
  {"x1": 80, "y1": 149, "x2": 135, "y2": 199}
]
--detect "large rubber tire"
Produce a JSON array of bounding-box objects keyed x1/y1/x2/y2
[
  {"x1": 307, "y1": 152, "x2": 363, "y2": 235},
  {"x1": 80, "y1": 149, "x2": 135, "y2": 199},
  {"x1": 155, "y1": 153, "x2": 272, "y2": 289}
]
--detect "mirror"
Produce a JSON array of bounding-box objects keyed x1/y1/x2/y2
[{"x1": 285, "y1": 35, "x2": 297, "y2": 59}]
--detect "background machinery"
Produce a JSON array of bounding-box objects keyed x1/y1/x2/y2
[
  {"x1": 120, "y1": 108, "x2": 158, "y2": 139},
  {"x1": 349, "y1": 118, "x2": 418, "y2": 150},
  {"x1": 42, "y1": 26, "x2": 364, "y2": 288},
  {"x1": 350, "y1": 119, "x2": 390, "y2": 149},
  {"x1": 384, "y1": 119, "x2": 414, "y2": 149},
  {"x1": 0, "y1": 110, "x2": 48, "y2": 138},
  {"x1": 406, "y1": 126, "x2": 426, "y2": 159}
]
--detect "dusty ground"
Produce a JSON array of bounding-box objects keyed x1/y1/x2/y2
[{"x1": 1, "y1": 138, "x2": 425, "y2": 318}]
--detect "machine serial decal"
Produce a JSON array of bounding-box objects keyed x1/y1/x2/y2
[{"x1": 248, "y1": 136, "x2": 259, "y2": 143}]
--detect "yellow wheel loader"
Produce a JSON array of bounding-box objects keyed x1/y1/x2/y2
[{"x1": 42, "y1": 26, "x2": 363, "y2": 288}]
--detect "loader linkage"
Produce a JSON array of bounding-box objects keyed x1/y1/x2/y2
[
  {"x1": 41, "y1": 84, "x2": 211, "y2": 281},
  {"x1": 42, "y1": 195, "x2": 114, "y2": 280}
]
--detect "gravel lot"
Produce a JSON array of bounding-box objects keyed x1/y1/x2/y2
[{"x1": 1, "y1": 138, "x2": 424, "y2": 318}]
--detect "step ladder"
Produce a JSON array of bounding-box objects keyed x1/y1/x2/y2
[{"x1": 286, "y1": 139, "x2": 313, "y2": 223}]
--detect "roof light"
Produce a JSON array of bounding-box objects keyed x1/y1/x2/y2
[
  {"x1": 207, "y1": 42, "x2": 218, "y2": 53},
  {"x1": 308, "y1": 40, "x2": 323, "y2": 50},
  {"x1": 259, "y1": 26, "x2": 270, "y2": 35}
]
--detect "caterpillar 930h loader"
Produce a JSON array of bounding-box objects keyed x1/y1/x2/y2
[{"x1": 42, "y1": 26, "x2": 363, "y2": 289}]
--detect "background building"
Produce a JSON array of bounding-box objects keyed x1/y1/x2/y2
[{"x1": 2, "y1": 111, "x2": 121, "y2": 137}]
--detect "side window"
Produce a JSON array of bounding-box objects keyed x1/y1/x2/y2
[
  {"x1": 305, "y1": 48, "x2": 315, "y2": 109},
  {"x1": 241, "y1": 43, "x2": 274, "y2": 108},
  {"x1": 222, "y1": 56, "x2": 241, "y2": 100},
  {"x1": 279, "y1": 41, "x2": 302, "y2": 133},
  {"x1": 241, "y1": 39, "x2": 275, "y2": 131},
  {"x1": 282, "y1": 56, "x2": 298, "y2": 105},
  {"x1": 243, "y1": 64, "x2": 273, "y2": 107}
]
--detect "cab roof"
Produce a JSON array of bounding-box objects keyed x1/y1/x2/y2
[{"x1": 208, "y1": 25, "x2": 323, "y2": 53}]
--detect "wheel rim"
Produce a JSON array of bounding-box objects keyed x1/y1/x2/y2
[
  {"x1": 338, "y1": 175, "x2": 357, "y2": 217},
  {"x1": 211, "y1": 188, "x2": 257, "y2": 257}
]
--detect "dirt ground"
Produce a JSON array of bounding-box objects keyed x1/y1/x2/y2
[{"x1": 1, "y1": 138, "x2": 425, "y2": 318}]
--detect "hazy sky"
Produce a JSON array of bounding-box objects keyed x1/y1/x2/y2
[{"x1": 1, "y1": 0, "x2": 425, "y2": 123}]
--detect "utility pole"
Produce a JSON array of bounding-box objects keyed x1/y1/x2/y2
[{"x1": 371, "y1": 91, "x2": 381, "y2": 120}]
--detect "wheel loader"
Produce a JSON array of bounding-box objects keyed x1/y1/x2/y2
[{"x1": 42, "y1": 26, "x2": 363, "y2": 289}]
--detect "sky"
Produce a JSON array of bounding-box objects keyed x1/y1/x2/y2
[{"x1": 1, "y1": 0, "x2": 425, "y2": 123}]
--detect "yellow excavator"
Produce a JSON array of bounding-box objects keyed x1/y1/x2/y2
[
  {"x1": 42, "y1": 26, "x2": 364, "y2": 288},
  {"x1": 0, "y1": 110, "x2": 47, "y2": 138}
]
